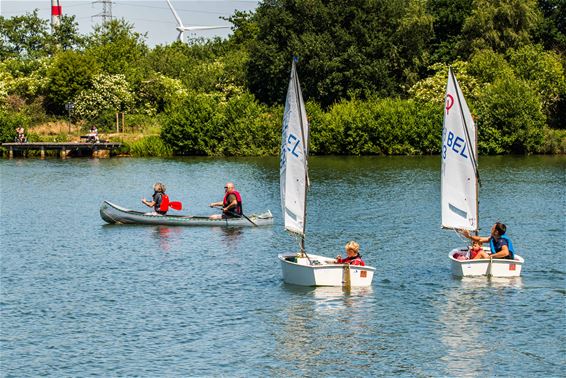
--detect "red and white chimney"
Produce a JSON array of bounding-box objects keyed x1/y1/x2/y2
[{"x1": 51, "y1": 0, "x2": 62, "y2": 29}]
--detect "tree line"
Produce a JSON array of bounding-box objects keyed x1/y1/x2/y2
[{"x1": 1, "y1": 0, "x2": 564, "y2": 155}]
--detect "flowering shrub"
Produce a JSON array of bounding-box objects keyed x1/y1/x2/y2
[{"x1": 73, "y1": 74, "x2": 134, "y2": 121}]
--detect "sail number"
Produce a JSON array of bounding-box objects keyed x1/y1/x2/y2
[
  {"x1": 286, "y1": 133, "x2": 302, "y2": 158},
  {"x1": 442, "y1": 130, "x2": 468, "y2": 160}
]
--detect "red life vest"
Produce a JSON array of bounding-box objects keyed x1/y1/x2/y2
[
  {"x1": 337, "y1": 254, "x2": 365, "y2": 266},
  {"x1": 223, "y1": 190, "x2": 243, "y2": 215},
  {"x1": 158, "y1": 193, "x2": 170, "y2": 213}
]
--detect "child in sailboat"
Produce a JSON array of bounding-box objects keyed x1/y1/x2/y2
[
  {"x1": 469, "y1": 240, "x2": 483, "y2": 259},
  {"x1": 335, "y1": 241, "x2": 365, "y2": 266}
]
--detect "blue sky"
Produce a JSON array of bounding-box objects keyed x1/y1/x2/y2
[{"x1": 0, "y1": 0, "x2": 259, "y2": 46}]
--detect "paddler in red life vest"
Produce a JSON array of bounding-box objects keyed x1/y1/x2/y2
[
  {"x1": 142, "y1": 182, "x2": 169, "y2": 215},
  {"x1": 335, "y1": 241, "x2": 366, "y2": 266},
  {"x1": 209, "y1": 182, "x2": 243, "y2": 219}
]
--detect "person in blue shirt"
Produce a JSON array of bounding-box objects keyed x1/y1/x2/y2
[{"x1": 461, "y1": 222, "x2": 515, "y2": 260}]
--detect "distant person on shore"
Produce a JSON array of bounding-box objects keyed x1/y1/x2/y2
[
  {"x1": 335, "y1": 241, "x2": 365, "y2": 266},
  {"x1": 87, "y1": 126, "x2": 99, "y2": 143},
  {"x1": 209, "y1": 182, "x2": 243, "y2": 219},
  {"x1": 142, "y1": 182, "x2": 169, "y2": 215},
  {"x1": 461, "y1": 222, "x2": 515, "y2": 260},
  {"x1": 15, "y1": 126, "x2": 26, "y2": 143}
]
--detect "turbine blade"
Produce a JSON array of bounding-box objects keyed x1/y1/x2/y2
[
  {"x1": 165, "y1": 0, "x2": 184, "y2": 27},
  {"x1": 184, "y1": 26, "x2": 230, "y2": 31}
]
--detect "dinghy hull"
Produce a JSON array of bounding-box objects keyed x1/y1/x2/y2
[
  {"x1": 100, "y1": 201, "x2": 273, "y2": 227},
  {"x1": 449, "y1": 249, "x2": 524, "y2": 277},
  {"x1": 278, "y1": 253, "x2": 375, "y2": 287}
]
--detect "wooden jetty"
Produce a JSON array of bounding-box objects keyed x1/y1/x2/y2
[{"x1": 2, "y1": 142, "x2": 122, "y2": 159}]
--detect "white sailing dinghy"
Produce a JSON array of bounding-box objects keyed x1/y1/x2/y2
[
  {"x1": 277, "y1": 59, "x2": 375, "y2": 287},
  {"x1": 442, "y1": 67, "x2": 524, "y2": 277}
]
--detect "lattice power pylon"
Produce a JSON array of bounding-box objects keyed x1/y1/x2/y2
[{"x1": 92, "y1": 0, "x2": 113, "y2": 24}]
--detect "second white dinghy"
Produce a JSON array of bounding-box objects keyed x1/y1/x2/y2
[
  {"x1": 277, "y1": 59, "x2": 375, "y2": 287},
  {"x1": 441, "y1": 67, "x2": 524, "y2": 277}
]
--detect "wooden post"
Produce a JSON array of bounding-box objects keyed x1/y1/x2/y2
[
  {"x1": 8, "y1": 146, "x2": 13, "y2": 159},
  {"x1": 40, "y1": 146, "x2": 45, "y2": 159},
  {"x1": 116, "y1": 112, "x2": 119, "y2": 133},
  {"x1": 121, "y1": 112, "x2": 125, "y2": 132}
]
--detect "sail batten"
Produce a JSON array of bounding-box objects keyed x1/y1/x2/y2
[
  {"x1": 441, "y1": 68, "x2": 478, "y2": 231},
  {"x1": 280, "y1": 60, "x2": 309, "y2": 237}
]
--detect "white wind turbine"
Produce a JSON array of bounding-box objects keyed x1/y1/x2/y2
[{"x1": 165, "y1": 0, "x2": 229, "y2": 42}]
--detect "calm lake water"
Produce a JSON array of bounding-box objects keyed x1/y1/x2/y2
[{"x1": 1, "y1": 155, "x2": 564, "y2": 377}]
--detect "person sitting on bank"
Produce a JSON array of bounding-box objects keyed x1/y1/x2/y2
[
  {"x1": 461, "y1": 222, "x2": 515, "y2": 260},
  {"x1": 209, "y1": 182, "x2": 243, "y2": 219},
  {"x1": 15, "y1": 126, "x2": 27, "y2": 143},
  {"x1": 142, "y1": 182, "x2": 169, "y2": 215},
  {"x1": 335, "y1": 241, "x2": 365, "y2": 266},
  {"x1": 87, "y1": 126, "x2": 99, "y2": 143}
]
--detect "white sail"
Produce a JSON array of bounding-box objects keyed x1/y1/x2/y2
[
  {"x1": 280, "y1": 60, "x2": 309, "y2": 236},
  {"x1": 441, "y1": 68, "x2": 478, "y2": 231}
]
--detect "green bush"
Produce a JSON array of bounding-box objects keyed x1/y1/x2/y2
[
  {"x1": 311, "y1": 97, "x2": 442, "y2": 155},
  {"x1": 127, "y1": 135, "x2": 173, "y2": 157},
  {"x1": 537, "y1": 127, "x2": 566, "y2": 154},
  {"x1": 161, "y1": 91, "x2": 279, "y2": 156},
  {"x1": 161, "y1": 92, "x2": 223, "y2": 155},
  {"x1": 476, "y1": 77, "x2": 545, "y2": 153},
  {"x1": 218, "y1": 92, "x2": 279, "y2": 156}
]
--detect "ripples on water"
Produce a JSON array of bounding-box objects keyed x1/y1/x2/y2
[{"x1": 1, "y1": 156, "x2": 564, "y2": 377}]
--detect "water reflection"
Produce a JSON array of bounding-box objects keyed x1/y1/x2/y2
[
  {"x1": 274, "y1": 285, "x2": 374, "y2": 375},
  {"x1": 213, "y1": 227, "x2": 243, "y2": 248},
  {"x1": 437, "y1": 276, "x2": 524, "y2": 376},
  {"x1": 152, "y1": 226, "x2": 182, "y2": 252},
  {"x1": 457, "y1": 276, "x2": 524, "y2": 290}
]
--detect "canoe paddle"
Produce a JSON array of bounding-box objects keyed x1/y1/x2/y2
[
  {"x1": 213, "y1": 206, "x2": 257, "y2": 226},
  {"x1": 169, "y1": 201, "x2": 182, "y2": 211}
]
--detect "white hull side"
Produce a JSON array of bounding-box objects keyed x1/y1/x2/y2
[
  {"x1": 449, "y1": 248, "x2": 524, "y2": 277},
  {"x1": 278, "y1": 253, "x2": 375, "y2": 287}
]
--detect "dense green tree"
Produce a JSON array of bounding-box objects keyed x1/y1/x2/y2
[
  {"x1": 427, "y1": 0, "x2": 473, "y2": 63},
  {"x1": 44, "y1": 51, "x2": 99, "y2": 114},
  {"x1": 477, "y1": 77, "x2": 545, "y2": 153},
  {"x1": 534, "y1": 0, "x2": 566, "y2": 53},
  {"x1": 393, "y1": 0, "x2": 434, "y2": 88},
  {"x1": 161, "y1": 92, "x2": 223, "y2": 155},
  {"x1": 468, "y1": 49, "x2": 515, "y2": 85},
  {"x1": 508, "y1": 44, "x2": 565, "y2": 112},
  {"x1": 84, "y1": 19, "x2": 150, "y2": 85},
  {"x1": 148, "y1": 39, "x2": 246, "y2": 96},
  {"x1": 136, "y1": 74, "x2": 187, "y2": 115},
  {"x1": 461, "y1": 0, "x2": 541, "y2": 54},
  {"x1": 246, "y1": 0, "x2": 409, "y2": 107},
  {"x1": 0, "y1": 10, "x2": 50, "y2": 59},
  {"x1": 1, "y1": 57, "x2": 50, "y2": 101}
]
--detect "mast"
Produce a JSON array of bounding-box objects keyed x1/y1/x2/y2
[
  {"x1": 450, "y1": 68, "x2": 479, "y2": 187},
  {"x1": 450, "y1": 67, "x2": 480, "y2": 233},
  {"x1": 474, "y1": 113, "x2": 479, "y2": 235},
  {"x1": 292, "y1": 59, "x2": 309, "y2": 253}
]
